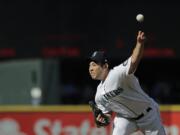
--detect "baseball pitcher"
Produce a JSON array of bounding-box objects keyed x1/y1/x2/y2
[{"x1": 88, "y1": 31, "x2": 166, "y2": 135}]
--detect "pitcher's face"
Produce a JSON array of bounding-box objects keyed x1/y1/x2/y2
[{"x1": 89, "y1": 61, "x2": 104, "y2": 80}]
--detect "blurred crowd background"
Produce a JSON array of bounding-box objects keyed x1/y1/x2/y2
[{"x1": 0, "y1": 1, "x2": 179, "y2": 105}]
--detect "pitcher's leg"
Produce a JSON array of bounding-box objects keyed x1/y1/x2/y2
[{"x1": 112, "y1": 117, "x2": 138, "y2": 135}]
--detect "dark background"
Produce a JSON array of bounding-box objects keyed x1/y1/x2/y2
[{"x1": 0, "y1": 1, "x2": 179, "y2": 104}]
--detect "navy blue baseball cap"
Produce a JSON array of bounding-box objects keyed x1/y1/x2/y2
[{"x1": 88, "y1": 51, "x2": 109, "y2": 64}]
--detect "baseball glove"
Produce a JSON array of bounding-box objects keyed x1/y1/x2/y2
[{"x1": 89, "y1": 101, "x2": 110, "y2": 127}]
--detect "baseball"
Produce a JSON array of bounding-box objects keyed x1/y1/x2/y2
[{"x1": 136, "y1": 14, "x2": 144, "y2": 22}]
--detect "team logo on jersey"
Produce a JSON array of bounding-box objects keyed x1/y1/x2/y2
[
  {"x1": 123, "y1": 60, "x2": 128, "y2": 66},
  {"x1": 103, "y1": 87, "x2": 124, "y2": 100}
]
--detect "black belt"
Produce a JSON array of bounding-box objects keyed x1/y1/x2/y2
[{"x1": 131, "y1": 107, "x2": 152, "y2": 121}]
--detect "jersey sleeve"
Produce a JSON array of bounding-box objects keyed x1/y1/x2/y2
[
  {"x1": 114, "y1": 57, "x2": 133, "y2": 76},
  {"x1": 96, "y1": 101, "x2": 111, "y2": 114}
]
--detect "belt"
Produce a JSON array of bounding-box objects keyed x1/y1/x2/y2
[{"x1": 131, "y1": 107, "x2": 152, "y2": 121}]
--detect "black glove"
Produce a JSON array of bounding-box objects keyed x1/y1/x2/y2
[{"x1": 89, "y1": 101, "x2": 110, "y2": 127}]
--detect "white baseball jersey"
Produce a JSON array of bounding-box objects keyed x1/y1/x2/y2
[
  {"x1": 95, "y1": 57, "x2": 154, "y2": 118},
  {"x1": 94, "y1": 57, "x2": 166, "y2": 134}
]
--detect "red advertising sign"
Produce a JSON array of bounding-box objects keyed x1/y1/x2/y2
[
  {"x1": 0, "y1": 105, "x2": 180, "y2": 135},
  {"x1": 0, "y1": 112, "x2": 113, "y2": 135}
]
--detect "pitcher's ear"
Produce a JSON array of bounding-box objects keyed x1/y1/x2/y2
[{"x1": 103, "y1": 63, "x2": 109, "y2": 69}]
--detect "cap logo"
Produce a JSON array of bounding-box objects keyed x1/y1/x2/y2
[{"x1": 92, "y1": 52, "x2": 97, "y2": 57}]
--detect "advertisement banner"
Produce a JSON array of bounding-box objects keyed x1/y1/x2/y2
[
  {"x1": 0, "y1": 105, "x2": 180, "y2": 135},
  {"x1": 0, "y1": 112, "x2": 113, "y2": 135}
]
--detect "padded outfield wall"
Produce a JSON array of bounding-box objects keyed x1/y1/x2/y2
[{"x1": 0, "y1": 105, "x2": 179, "y2": 135}]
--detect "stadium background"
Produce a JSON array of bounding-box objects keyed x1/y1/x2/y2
[{"x1": 0, "y1": 1, "x2": 179, "y2": 134}]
